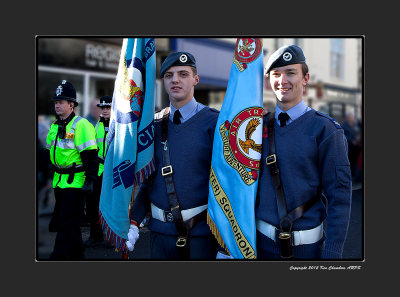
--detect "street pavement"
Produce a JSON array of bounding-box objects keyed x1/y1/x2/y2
[{"x1": 36, "y1": 184, "x2": 363, "y2": 261}]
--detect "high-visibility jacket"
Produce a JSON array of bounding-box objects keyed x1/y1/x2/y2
[
  {"x1": 94, "y1": 119, "x2": 109, "y2": 176},
  {"x1": 46, "y1": 115, "x2": 97, "y2": 189}
]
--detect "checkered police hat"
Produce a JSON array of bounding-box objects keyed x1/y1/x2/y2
[
  {"x1": 264, "y1": 45, "x2": 306, "y2": 75},
  {"x1": 53, "y1": 80, "x2": 78, "y2": 106},
  {"x1": 159, "y1": 51, "x2": 197, "y2": 78},
  {"x1": 97, "y1": 95, "x2": 113, "y2": 107}
]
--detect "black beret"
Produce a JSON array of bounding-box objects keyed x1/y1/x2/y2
[
  {"x1": 97, "y1": 95, "x2": 113, "y2": 107},
  {"x1": 265, "y1": 45, "x2": 306, "y2": 74},
  {"x1": 160, "y1": 51, "x2": 196, "y2": 78},
  {"x1": 52, "y1": 80, "x2": 79, "y2": 106}
]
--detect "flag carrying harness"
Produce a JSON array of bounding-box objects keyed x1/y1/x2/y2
[
  {"x1": 160, "y1": 107, "x2": 207, "y2": 259},
  {"x1": 265, "y1": 112, "x2": 327, "y2": 258}
]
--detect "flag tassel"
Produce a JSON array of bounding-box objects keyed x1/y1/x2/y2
[
  {"x1": 207, "y1": 212, "x2": 229, "y2": 254},
  {"x1": 99, "y1": 209, "x2": 128, "y2": 253},
  {"x1": 133, "y1": 157, "x2": 156, "y2": 188}
]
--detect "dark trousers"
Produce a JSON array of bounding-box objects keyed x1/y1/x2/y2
[
  {"x1": 150, "y1": 232, "x2": 218, "y2": 260},
  {"x1": 85, "y1": 175, "x2": 103, "y2": 240},
  {"x1": 50, "y1": 187, "x2": 84, "y2": 260}
]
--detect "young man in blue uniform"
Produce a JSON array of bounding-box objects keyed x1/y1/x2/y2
[
  {"x1": 125, "y1": 52, "x2": 219, "y2": 259},
  {"x1": 256, "y1": 45, "x2": 352, "y2": 259}
]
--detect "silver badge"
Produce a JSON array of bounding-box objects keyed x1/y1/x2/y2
[
  {"x1": 179, "y1": 54, "x2": 188, "y2": 63},
  {"x1": 56, "y1": 85, "x2": 63, "y2": 96},
  {"x1": 62, "y1": 80, "x2": 67, "y2": 84},
  {"x1": 166, "y1": 212, "x2": 174, "y2": 222},
  {"x1": 282, "y1": 52, "x2": 292, "y2": 61}
]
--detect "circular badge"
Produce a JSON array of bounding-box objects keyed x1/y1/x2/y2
[
  {"x1": 283, "y1": 52, "x2": 292, "y2": 61},
  {"x1": 179, "y1": 54, "x2": 188, "y2": 63},
  {"x1": 56, "y1": 85, "x2": 63, "y2": 96},
  {"x1": 234, "y1": 38, "x2": 262, "y2": 64},
  {"x1": 229, "y1": 107, "x2": 263, "y2": 169}
]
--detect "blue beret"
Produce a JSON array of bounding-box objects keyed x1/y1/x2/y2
[
  {"x1": 265, "y1": 45, "x2": 306, "y2": 74},
  {"x1": 53, "y1": 80, "x2": 79, "y2": 106},
  {"x1": 160, "y1": 51, "x2": 196, "y2": 78}
]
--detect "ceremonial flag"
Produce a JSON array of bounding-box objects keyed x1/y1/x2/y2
[
  {"x1": 207, "y1": 38, "x2": 264, "y2": 259},
  {"x1": 99, "y1": 38, "x2": 156, "y2": 252}
]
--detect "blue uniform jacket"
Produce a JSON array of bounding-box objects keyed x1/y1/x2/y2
[{"x1": 256, "y1": 109, "x2": 352, "y2": 259}]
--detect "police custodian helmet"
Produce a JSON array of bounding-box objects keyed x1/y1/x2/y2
[
  {"x1": 159, "y1": 51, "x2": 197, "y2": 78},
  {"x1": 97, "y1": 95, "x2": 113, "y2": 107},
  {"x1": 53, "y1": 80, "x2": 79, "y2": 106}
]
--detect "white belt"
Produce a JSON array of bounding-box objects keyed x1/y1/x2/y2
[
  {"x1": 151, "y1": 203, "x2": 208, "y2": 223},
  {"x1": 256, "y1": 219, "x2": 324, "y2": 246}
]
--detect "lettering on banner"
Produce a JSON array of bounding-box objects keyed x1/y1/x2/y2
[{"x1": 209, "y1": 167, "x2": 256, "y2": 259}]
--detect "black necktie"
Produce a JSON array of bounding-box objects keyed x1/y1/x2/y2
[
  {"x1": 278, "y1": 112, "x2": 290, "y2": 127},
  {"x1": 173, "y1": 110, "x2": 182, "y2": 124}
]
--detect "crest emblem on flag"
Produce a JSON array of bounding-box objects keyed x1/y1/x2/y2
[
  {"x1": 220, "y1": 107, "x2": 263, "y2": 185},
  {"x1": 233, "y1": 38, "x2": 263, "y2": 71},
  {"x1": 129, "y1": 80, "x2": 144, "y2": 117}
]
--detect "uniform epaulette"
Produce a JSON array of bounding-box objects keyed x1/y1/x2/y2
[
  {"x1": 208, "y1": 107, "x2": 220, "y2": 114},
  {"x1": 154, "y1": 107, "x2": 169, "y2": 120},
  {"x1": 315, "y1": 111, "x2": 342, "y2": 129}
]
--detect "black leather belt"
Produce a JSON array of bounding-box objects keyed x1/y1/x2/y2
[
  {"x1": 53, "y1": 164, "x2": 85, "y2": 174},
  {"x1": 52, "y1": 163, "x2": 86, "y2": 185}
]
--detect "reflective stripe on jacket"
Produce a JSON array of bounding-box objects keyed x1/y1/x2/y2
[{"x1": 46, "y1": 116, "x2": 97, "y2": 188}]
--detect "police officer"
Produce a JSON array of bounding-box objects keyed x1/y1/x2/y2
[
  {"x1": 125, "y1": 52, "x2": 220, "y2": 259},
  {"x1": 256, "y1": 45, "x2": 352, "y2": 259},
  {"x1": 84, "y1": 95, "x2": 112, "y2": 247},
  {"x1": 45, "y1": 80, "x2": 99, "y2": 260}
]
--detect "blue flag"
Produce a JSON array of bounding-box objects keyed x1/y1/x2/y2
[
  {"x1": 207, "y1": 38, "x2": 264, "y2": 259},
  {"x1": 99, "y1": 38, "x2": 156, "y2": 252}
]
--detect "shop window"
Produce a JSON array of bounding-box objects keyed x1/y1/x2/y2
[{"x1": 330, "y1": 39, "x2": 344, "y2": 80}]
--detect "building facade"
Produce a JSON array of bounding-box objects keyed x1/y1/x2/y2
[
  {"x1": 37, "y1": 37, "x2": 362, "y2": 125},
  {"x1": 261, "y1": 37, "x2": 362, "y2": 123}
]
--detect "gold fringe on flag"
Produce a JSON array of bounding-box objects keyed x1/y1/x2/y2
[{"x1": 207, "y1": 211, "x2": 230, "y2": 254}]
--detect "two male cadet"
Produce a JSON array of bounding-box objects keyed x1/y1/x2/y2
[
  {"x1": 121, "y1": 45, "x2": 351, "y2": 260},
  {"x1": 46, "y1": 80, "x2": 99, "y2": 259}
]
